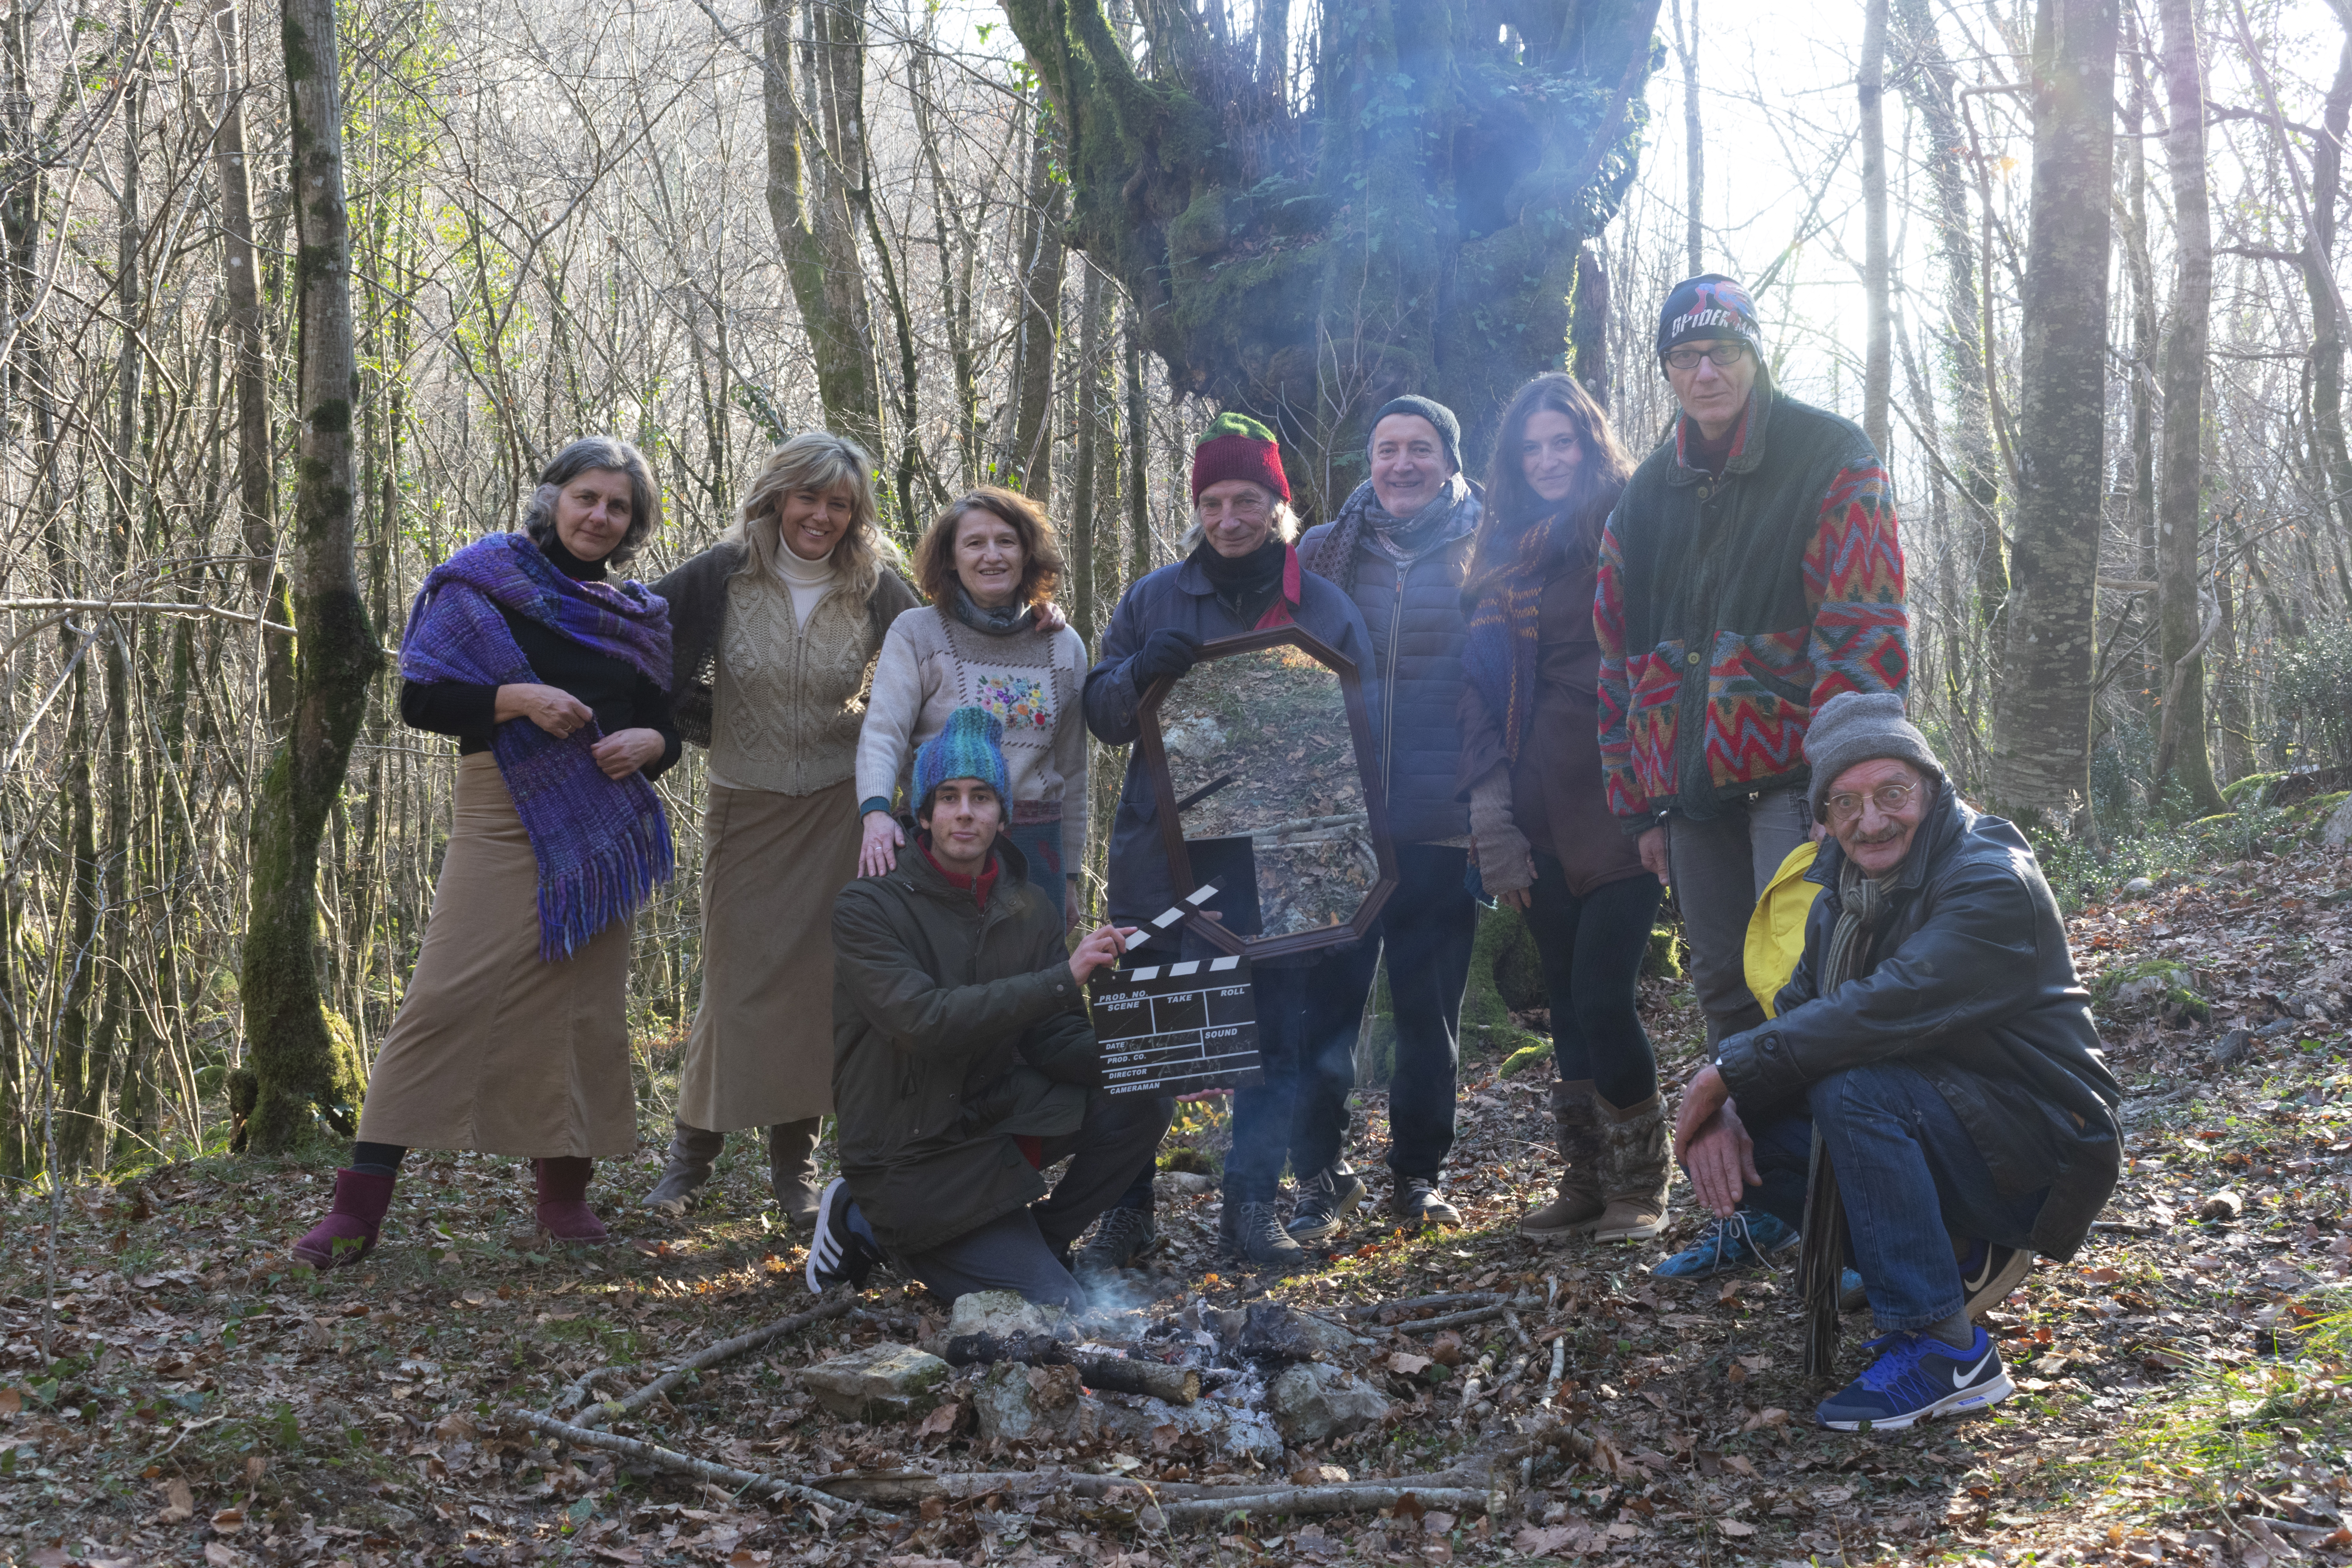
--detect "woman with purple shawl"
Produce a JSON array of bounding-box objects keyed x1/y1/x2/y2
[
  {"x1": 291, "y1": 437, "x2": 679, "y2": 1271},
  {"x1": 1453, "y1": 374, "x2": 1664, "y2": 1248}
]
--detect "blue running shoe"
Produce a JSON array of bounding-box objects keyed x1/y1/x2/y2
[
  {"x1": 1651, "y1": 1209, "x2": 1798, "y2": 1279},
  {"x1": 1815, "y1": 1325, "x2": 2013, "y2": 1431}
]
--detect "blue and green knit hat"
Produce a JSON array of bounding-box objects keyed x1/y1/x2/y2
[{"x1": 913, "y1": 706, "x2": 1011, "y2": 813}]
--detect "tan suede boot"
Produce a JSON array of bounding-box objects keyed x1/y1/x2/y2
[
  {"x1": 1519, "y1": 1078, "x2": 1606, "y2": 1242},
  {"x1": 1589, "y1": 1089, "x2": 1671, "y2": 1242}
]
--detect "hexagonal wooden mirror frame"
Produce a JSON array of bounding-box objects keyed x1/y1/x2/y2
[{"x1": 1132, "y1": 624, "x2": 1399, "y2": 962}]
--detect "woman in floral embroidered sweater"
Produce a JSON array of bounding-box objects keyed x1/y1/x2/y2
[{"x1": 855, "y1": 486, "x2": 1089, "y2": 926}]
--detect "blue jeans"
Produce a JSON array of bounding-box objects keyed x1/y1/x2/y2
[
  {"x1": 1291, "y1": 845, "x2": 1477, "y2": 1181},
  {"x1": 1746, "y1": 1063, "x2": 2046, "y2": 1333}
]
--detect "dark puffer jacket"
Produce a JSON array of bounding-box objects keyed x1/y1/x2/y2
[
  {"x1": 830, "y1": 838, "x2": 1096, "y2": 1256},
  {"x1": 1297, "y1": 486, "x2": 1478, "y2": 846},
  {"x1": 1713, "y1": 788, "x2": 2122, "y2": 1260},
  {"x1": 1083, "y1": 549, "x2": 1377, "y2": 932}
]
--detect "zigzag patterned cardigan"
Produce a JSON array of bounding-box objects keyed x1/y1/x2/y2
[{"x1": 1593, "y1": 386, "x2": 1909, "y2": 825}]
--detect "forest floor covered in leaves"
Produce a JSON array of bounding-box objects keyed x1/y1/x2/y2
[{"x1": 6, "y1": 844, "x2": 2352, "y2": 1568}]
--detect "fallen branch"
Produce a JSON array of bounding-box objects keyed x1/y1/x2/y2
[
  {"x1": 552, "y1": 1366, "x2": 630, "y2": 1415},
  {"x1": 811, "y1": 1465, "x2": 1510, "y2": 1509},
  {"x1": 1396, "y1": 1304, "x2": 1506, "y2": 1336},
  {"x1": 1144, "y1": 1484, "x2": 1495, "y2": 1527},
  {"x1": 1340, "y1": 1291, "x2": 1504, "y2": 1323},
  {"x1": 568, "y1": 1294, "x2": 859, "y2": 1430},
  {"x1": 504, "y1": 1408, "x2": 897, "y2": 1521},
  {"x1": 1500, "y1": 1306, "x2": 1532, "y2": 1351},
  {"x1": 943, "y1": 1331, "x2": 1200, "y2": 1405}
]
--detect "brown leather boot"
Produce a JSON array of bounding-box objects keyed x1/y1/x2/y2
[
  {"x1": 1519, "y1": 1078, "x2": 1606, "y2": 1242},
  {"x1": 1589, "y1": 1090, "x2": 1671, "y2": 1243}
]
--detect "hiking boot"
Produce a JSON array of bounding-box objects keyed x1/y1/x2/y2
[
  {"x1": 292, "y1": 1169, "x2": 395, "y2": 1270},
  {"x1": 769, "y1": 1118, "x2": 823, "y2": 1227},
  {"x1": 1076, "y1": 1205, "x2": 1158, "y2": 1276},
  {"x1": 1650, "y1": 1209, "x2": 1797, "y2": 1279},
  {"x1": 1225, "y1": 1200, "x2": 1308, "y2": 1271},
  {"x1": 1958, "y1": 1240, "x2": 2033, "y2": 1320},
  {"x1": 534, "y1": 1158, "x2": 612, "y2": 1245},
  {"x1": 1286, "y1": 1165, "x2": 1367, "y2": 1245},
  {"x1": 1519, "y1": 1078, "x2": 1604, "y2": 1242},
  {"x1": 642, "y1": 1124, "x2": 725, "y2": 1216},
  {"x1": 805, "y1": 1178, "x2": 883, "y2": 1293},
  {"x1": 1388, "y1": 1177, "x2": 1461, "y2": 1229},
  {"x1": 1815, "y1": 1325, "x2": 2013, "y2": 1431},
  {"x1": 1589, "y1": 1090, "x2": 1671, "y2": 1242}
]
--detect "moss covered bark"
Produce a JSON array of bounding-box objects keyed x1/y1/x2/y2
[{"x1": 1004, "y1": 0, "x2": 1663, "y2": 516}]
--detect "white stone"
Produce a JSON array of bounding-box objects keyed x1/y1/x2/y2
[
  {"x1": 948, "y1": 1289, "x2": 1067, "y2": 1342},
  {"x1": 2324, "y1": 795, "x2": 2352, "y2": 848},
  {"x1": 1265, "y1": 1362, "x2": 1391, "y2": 1442},
  {"x1": 799, "y1": 1342, "x2": 950, "y2": 1422}
]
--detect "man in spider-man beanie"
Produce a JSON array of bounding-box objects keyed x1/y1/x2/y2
[{"x1": 1655, "y1": 272, "x2": 1765, "y2": 363}]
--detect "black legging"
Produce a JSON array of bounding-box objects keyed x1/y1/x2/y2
[
  {"x1": 1520, "y1": 857, "x2": 1663, "y2": 1107},
  {"x1": 351, "y1": 1142, "x2": 407, "y2": 1176}
]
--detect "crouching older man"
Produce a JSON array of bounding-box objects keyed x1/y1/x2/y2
[
  {"x1": 1673, "y1": 692, "x2": 2121, "y2": 1431},
  {"x1": 808, "y1": 706, "x2": 1172, "y2": 1308}
]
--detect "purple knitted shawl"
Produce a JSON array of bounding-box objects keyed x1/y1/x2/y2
[{"x1": 400, "y1": 533, "x2": 676, "y2": 960}]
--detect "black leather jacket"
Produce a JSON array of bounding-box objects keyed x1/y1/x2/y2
[{"x1": 1715, "y1": 789, "x2": 2122, "y2": 1259}]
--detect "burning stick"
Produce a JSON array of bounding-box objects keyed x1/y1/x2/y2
[{"x1": 942, "y1": 1331, "x2": 1202, "y2": 1405}]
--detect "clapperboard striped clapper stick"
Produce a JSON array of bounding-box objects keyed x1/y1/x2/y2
[{"x1": 1091, "y1": 885, "x2": 1264, "y2": 1097}]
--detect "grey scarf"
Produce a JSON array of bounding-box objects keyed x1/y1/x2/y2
[
  {"x1": 1801, "y1": 848, "x2": 1892, "y2": 1376},
  {"x1": 1306, "y1": 473, "x2": 1481, "y2": 591},
  {"x1": 1821, "y1": 853, "x2": 1889, "y2": 990},
  {"x1": 951, "y1": 583, "x2": 1033, "y2": 637}
]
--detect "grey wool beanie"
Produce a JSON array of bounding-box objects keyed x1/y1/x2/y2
[{"x1": 1803, "y1": 692, "x2": 1947, "y2": 823}]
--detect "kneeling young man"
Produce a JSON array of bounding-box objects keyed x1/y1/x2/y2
[
  {"x1": 1675, "y1": 692, "x2": 2122, "y2": 1430},
  {"x1": 810, "y1": 706, "x2": 1171, "y2": 1308}
]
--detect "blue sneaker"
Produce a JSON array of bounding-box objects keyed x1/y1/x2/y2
[
  {"x1": 1651, "y1": 1210, "x2": 1798, "y2": 1279},
  {"x1": 1815, "y1": 1325, "x2": 2013, "y2": 1431}
]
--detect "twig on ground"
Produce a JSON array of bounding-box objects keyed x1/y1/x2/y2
[
  {"x1": 1396, "y1": 1303, "x2": 1506, "y2": 1335},
  {"x1": 1501, "y1": 1306, "x2": 1532, "y2": 1350},
  {"x1": 552, "y1": 1366, "x2": 630, "y2": 1415},
  {"x1": 1143, "y1": 1484, "x2": 1495, "y2": 1526},
  {"x1": 1339, "y1": 1291, "x2": 1503, "y2": 1322},
  {"x1": 943, "y1": 1331, "x2": 1201, "y2": 1404},
  {"x1": 566, "y1": 1294, "x2": 859, "y2": 1430},
  {"x1": 504, "y1": 1408, "x2": 897, "y2": 1521}
]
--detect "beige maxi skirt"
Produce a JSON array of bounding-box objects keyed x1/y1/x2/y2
[
  {"x1": 674, "y1": 778, "x2": 859, "y2": 1132},
  {"x1": 355, "y1": 753, "x2": 638, "y2": 1158}
]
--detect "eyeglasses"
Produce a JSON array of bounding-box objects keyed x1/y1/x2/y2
[
  {"x1": 1662, "y1": 343, "x2": 1749, "y2": 372},
  {"x1": 1825, "y1": 781, "x2": 1920, "y2": 824}
]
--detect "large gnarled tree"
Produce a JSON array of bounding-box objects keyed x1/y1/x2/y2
[{"x1": 1002, "y1": 0, "x2": 1664, "y2": 518}]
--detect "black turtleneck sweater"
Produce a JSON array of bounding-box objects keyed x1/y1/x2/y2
[
  {"x1": 1193, "y1": 535, "x2": 1288, "y2": 628},
  {"x1": 398, "y1": 534, "x2": 682, "y2": 779}
]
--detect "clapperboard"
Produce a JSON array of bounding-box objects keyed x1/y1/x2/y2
[{"x1": 1090, "y1": 886, "x2": 1263, "y2": 1096}]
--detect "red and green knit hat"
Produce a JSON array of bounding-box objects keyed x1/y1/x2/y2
[{"x1": 1190, "y1": 412, "x2": 1291, "y2": 505}]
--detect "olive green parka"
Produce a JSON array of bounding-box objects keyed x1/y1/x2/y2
[{"x1": 829, "y1": 837, "x2": 1098, "y2": 1256}]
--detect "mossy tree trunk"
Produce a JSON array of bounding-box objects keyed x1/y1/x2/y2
[
  {"x1": 1002, "y1": 0, "x2": 1664, "y2": 518},
  {"x1": 240, "y1": 0, "x2": 379, "y2": 1156}
]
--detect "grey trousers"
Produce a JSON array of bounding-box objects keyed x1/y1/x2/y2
[
  {"x1": 898, "y1": 1089, "x2": 1171, "y2": 1309},
  {"x1": 1665, "y1": 788, "x2": 1814, "y2": 1048}
]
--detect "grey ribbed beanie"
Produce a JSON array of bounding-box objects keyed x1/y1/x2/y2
[{"x1": 1803, "y1": 692, "x2": 1946, "y2": 823}]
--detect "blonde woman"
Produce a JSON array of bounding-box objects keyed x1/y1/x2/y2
[
  {"x1": 855, "y1": 486, "x2": 1089, "y2": 927},
  {"x1": 644, "y1": 433, "x2": 919, "y2": 1223}
]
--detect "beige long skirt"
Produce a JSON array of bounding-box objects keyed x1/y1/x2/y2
[
  {"x1": 674, "y1": 778, "x2": 859, "y2": 1132},
  {"x1": 355, "y1": 753, "x2": 638, "y2": 1158}
]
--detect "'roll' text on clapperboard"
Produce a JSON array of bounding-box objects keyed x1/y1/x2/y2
[{"x1": 1089, "y1": 886, "x2": 1264, "y2": 1096}]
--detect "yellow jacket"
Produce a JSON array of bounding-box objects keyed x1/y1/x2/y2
[{"x1": 1745, "y1": 840, "x2": 1824, "y2": 1019}]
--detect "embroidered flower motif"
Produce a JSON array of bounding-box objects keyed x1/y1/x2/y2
[{"x1": 974, "y1": 673, "x2": 1052, "y2": 730}]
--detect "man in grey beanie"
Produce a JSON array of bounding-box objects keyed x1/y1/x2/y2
[{"x1": 1669, "y1": 691, "x2": 2122, "y2": 1432}]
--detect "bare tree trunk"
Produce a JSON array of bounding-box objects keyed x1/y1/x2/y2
[
  {"x1": 760, "y1": 0, "x2": 881, "y2": 457},
  {"x1": 1069, "y1": 258, "x2": 1106, "y2": 646},
  {"x1": 1858, "y1": 0, "x2": 1891, "y2": 457},
  {"x1": 210, "y1": 0, "x2": 290, "y2": 722},
  {"x1": 1670, "y1": 0, "x2": 1701, "y2": 274},
  {"x1": 2120, "y1": 27, "x2": 2158, "y2": 709},
  {"x1": 1889, "y1": 0, "x2": 2006, "y2": 621},
  {"x1": 1572, "y1": 241, "x2": 1610, "y2": 412},
  {"x1": 1990, "y1": 0, "x2": 2117, "y2": 833},
  {"x1": 2151, "y1": 0, "x2": 2226, "y2": 815},
  {"x1": 1125, "y1": 299, "x2": 1150, "y2": 583},
  {"x1": 241, "y1": 0, "x2": 378, "y2": 1155},
  {"x1": 1005, "y1": 98, "x2": 1064, "y2": 503},
  {"x1": 2301, "y1": 32, "x2": 2352, "y2": 603}
]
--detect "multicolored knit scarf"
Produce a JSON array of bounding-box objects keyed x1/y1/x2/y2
[
  {"x1": 400, "y1": 533, "x2": 676, "y2": 960},
  {"x1": 1461, "y1": 509, "x2": 1564, "y2": 766}
]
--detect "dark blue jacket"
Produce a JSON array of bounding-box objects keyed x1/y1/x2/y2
[
  {"x1": 1083, "y1": 548, "x2": 1378, "y2": 933},
  {"x1": 1296, "y1": 486, "x2": 1478, "y2": 845}
]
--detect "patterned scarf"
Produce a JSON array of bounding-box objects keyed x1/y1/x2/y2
[
  {"x1": 1461, "y1": 509, "x2": 1564, "y2": 766},
  {"x1": 1303, "y1": 473, "x2": 1478, "y2": 592},
  {"x1": 951, "y1": 583, "x2": 1033, "y2": 637},
  {"x1": 1801, "y1": 847, "x2": 1889, "y2": 1374},
  {"x1": 400, "y1": 533, "x2": 676, "y2": 960}
]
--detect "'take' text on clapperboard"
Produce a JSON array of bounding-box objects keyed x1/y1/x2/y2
[{"x1": 1089, "y1": 886, "x2": 1263, "y2": 1096}]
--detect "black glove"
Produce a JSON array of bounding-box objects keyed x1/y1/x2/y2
[{"x1": 1129, "y1": 629, "x2": 1203, "y2": 688}]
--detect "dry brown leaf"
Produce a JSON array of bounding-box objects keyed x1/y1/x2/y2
[
  {"x1": 1718, "y1": 1518, "x2": 1758, "y2": 1538},
  {"x1": 201, "y1": 1544, "x2": 244, "y2": 1568},
  {"x1": 0, "y1": 1388, "x2": 20, "y2": 1415},
  {"x1": 160, "y1": 1477, "x2": 195, "y2": 1523},
  {"x1": 914, "y1": 1401, "x2": 961, "y2": 1438},
  {"x1": 1387, "y1": 1352, "x2": 1432, "y2": 1376},
  {"x1": 209, "y1": 1506, "x2": 245, "y2": 1534}
]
